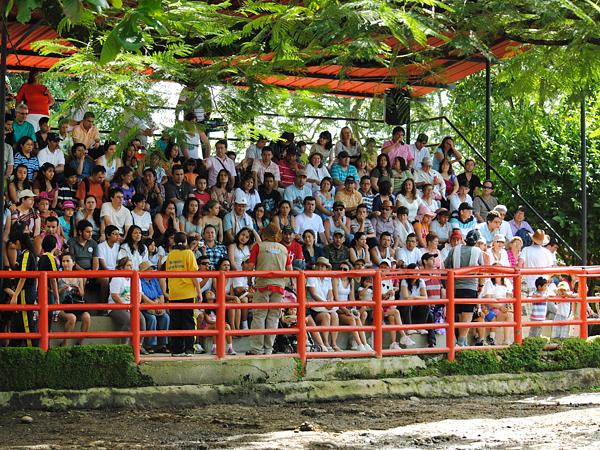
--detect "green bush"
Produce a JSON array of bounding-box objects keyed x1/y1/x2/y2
[{"x1": 0, "y1": 345, "x2": 152, "y2": 391}]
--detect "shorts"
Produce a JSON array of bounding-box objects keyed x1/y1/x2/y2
[{"x1": 455, "y1": 289, "x2": 478, "y2": 314}]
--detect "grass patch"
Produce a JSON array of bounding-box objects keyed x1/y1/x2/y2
[{"x1": 0, "y1": 345, "x2": 152, "y2": 391}]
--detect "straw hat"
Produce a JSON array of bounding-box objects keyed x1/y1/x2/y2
[
  {"x1": 315, "y1": 257, "x2": 332, "y2": 269},
  {"x1": 532, "y1": 229, "x2": 546, "y2": 245}
]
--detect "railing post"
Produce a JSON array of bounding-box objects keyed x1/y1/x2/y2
[
  {"x1": 578, "y1": 274, "x2": 588, "y2": 340},
  {"x1": 296, "y1": 272, "x2": 307, "y2": 371},
  {"x1": 130, "y1": 271, "x2": 141, "y2": 364},
  {"x1": 373, "y1": 270, "x2": 383, "y2": 357},
  {"x1": 216, "y1": 271, "x2": 227, "y2": 358},
  {"x1": 513, "y1": 272, "x2": 523, "y2": 345},
  {"x1": 446, "y1": 270, "x2": 455, "y2": 361},
  {"x1": 38, "y1": 272, "x2": 49, "y2": 352}
]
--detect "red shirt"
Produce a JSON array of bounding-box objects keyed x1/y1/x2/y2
[
  {"x1": 283, "y1": 241, "x2": 304, "y2": 263},
  {"x1": 278, "y1": 160, "x2": 296, "y2": 188},
  {"x1": 16, "y1": 83, "x2": 52, "y2": 115},
  {"x1": 194, "y1": 191, "x2": 211, "y2": 208}
]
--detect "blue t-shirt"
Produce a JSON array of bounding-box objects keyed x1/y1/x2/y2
[{"x1": 283, "y1": 184, "x2": 312, "y2": 214}]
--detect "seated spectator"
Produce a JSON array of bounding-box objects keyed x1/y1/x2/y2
[
  {"x1": 371, "y1": 180, "x2": 396, "y2": 214},
  {"x1": 440, "y1": 229, "x2": 463, "y2": 261},
  {"x1": 277, "y1": 146, "x2": 300, "y2": 188},
  {"x1": 456, "y1": 158, "x2": 481, "y2": 196},
  {"x1": 67, "y1": 219, "x2": 108, "y2": 302},
  {"x1": 11, "y1": 189, "x2": 40, "y2": 237},
  {"x1": 350, "y1": 204, "x2": 376, "y2": 245},
  {"x1": 34, "y1": 216, "x2": 62, "y2": 255},
  {"x1": 323, "y1": 201, "x2": 351, "y2": 245},
  {"x1": 395, "y1": 178, "x2": 422, "y2": 222},
  {"x1": 370, "y1": 199, "x2": 401, "y2": 245},
  {"x1": 210, "y1": 169, "x2": 235, "y2": 217},
  {"x1": 204, "y1": 139, "x2": 236, "y2": 188},
  {"x1": 438, "y1": 158, "x2": 457, "y2": 207},
  {"x1": 395, "y1": 233, "x2": 421, "y2": 267},
  {"x1": 251, "y1": 146, "x2": 280, "y2": 188},
  {"x1": 37, "y1": 133, "x2": 65, "y2": 174},
  {"x1": 200, "y1": 200, "x2": 224, "y2": 243},
  {"x1": 358, "y1": 176, "x2": 376, "y2": 214},
  {"x1": 12, "y1": 103, "x2": 35, "y2": 143},
  {"x1": 295, "y1": 196, "x2": 325, "y2": 244},
  {"x1": 235, "y1": 174, "x2": 261, "y2": 213},
  {"x1": 8, "y1": 164, "x2": 31, "y2": 206},
  {"x1": 223, "y1": 194, "x2": 257, "y2": 244},
  {"x1": 154, "y1": 200, "x2": 181, "y2": 242},
  {"x1": 139, "y1": 261, "x2": 170, "y2": 353},
  {"x1": 281, "y1": 225, "x2": 305, "y2": 269},
  {"x1": 477, "y1": 210, "x2": 503, "y2": 245},
  {"x1": 473, "y1": 180, "x2": 498, "y2": 223},
  {"x1": 306, "y1": 152, "x2": 330, "y2": 189},
  {"x1": 136, "y1": 168, "x2": 164, "y2": 216},
  {"x1": 109, "y1": 257, "x2": 149, "y2": 354},
  {"x1": 413, "y1": 157, "x2": 445, "y2": 199},
  {"x1": 370, "y1": 231, "x2": 394, "y2": 267},
  {"x1": 213, "y1": 258, "x2": 248, "y2": 332},
  {"x1": 480, "y1": 267, "x2": 513, "y2": 345},
  {"x1": 323, "y1": 230, "x2": 349, "y2": 269},
  {"x1": 421, "y1": 234, "x2": 443, "y2": 269},
  {"x1": 492, "y1": 205, "x2": 513, "y2": 240},
  {"x1": 488, "y1": 234, "x2": 510, "y2": 266},
  {"x1": 509, "y1": 205, "x2": 534, "y2": 237},
  {"x1": 74, "y1": 195, "x2": 101, "y2": 241},
  {"x1": 314, "y1": 176, "x2": 334, "y2": 220},
  {"x1": 200, "y1": 224, "x2": 227, "y2": 269},
  {"x1": 334, "y1": 126, "x2": 362, "y2": 164},
  {"x1": 410, "y1": 133, "x2": 429, "y2": 170},
  {"x1": 72, "y1": 111, "x2": 100, "y2": 151},
  {"x1": 334, "y1": 175, "x2": 363, "y2": 218},
  {"x1": 309, "y1": 131, "x2": 334, "y2": 167},
  {"x1": 36, "y1": 192, "x2": 57, "y2": 229},
  {"x1": 381, "y1": 126, "x2": 412, "y2": 169},
  {"x1": 396, "y1": 206, "x2": 415, "y2": 248},
  {"x1": 430, "y1": 208, "x2": 451, "y2": 245},
  {"x1": 33, "y1": 163, "x2": 58, "y2": 209},
  {"x1": 283, "y1": 169, "x2": 312, "y2": 216},
  {"x1": 110, "y1": 166, "x2": 136, "y2": 207},
  {"x1": 68, "y1": 143, "x2": 95, "y2": 181},
  {"x1": 183, "y1": 158, "x2": 198, "y2": 187},
  {"x1": 433, "y1": 136, "x2": 463, "y2": 171},
  {"x1": 449, "y1": 202, "x2": 477, "y2": 238},
  {"x1": 14, "y1": 136, "x2": 38, "y2": 181},
  {"x1": 76, "y1": 165, "x2": 108, "y2": 208},
  {"x1": 58, "y1": 200, "x2": 76, "y2": 240},
  {"x1": 131, "y1": 193, "x2": 154, "y2": 238},
  {"x1": 156, "y1": 228, "x2": 177, "y2": 269},
  {"x1": 57, "y1": 252, "x2": 92, "y2": 346},
  {"x1": 198, "y1": 290, "x2": 236, "y2": 355},
  {"x1": 301, "y1": 229, "x2": 324, "y2": 270},
  {"x1": 192, "y1": 176, "x2": 210, "y2": 210},
  {"x1": 330, "y1": 151, "x2": 358, "y2": 187},
  {"x1": 507, "y1": 236, "x2": 524, "y2": 268},
  {"x1": 413, "y1": 205, "x2": 436, "y2": 248},
  {"x1": 349, "y1": 232, "x2": 373, "y2": 268},
  {"x1": 272, "y1": 200, "x2": 297, "y2": 233},
  {"x1": 164, "y1": 164, "x2": 193, "y2": 216},
  {"x1": 101, "y1": 187, "x2": 133, "y2": 236},
  {"x1": 36, "y1": 113, "x2": 51, "y2": 150},
  {"x1": 449, "y1": 183, "x2": 472, "y2": 213},
  {"x1": 96, "y1": 141, "x2": 121, "y2": 181},
  {"x1": 271, "y1": 131, "x2": 296, "y2": 162},
  {"x1": 98, "y1": 225, "x2": 121, "y2": 270},
  {"x1": 420, "y1": 183, "x2": 440, "y2": 212},
  {"x1": 306, "y1": 257, "x2": 340, "y2": 352},
  {"x1": 390, "y1": 155, "x2": 412, "y2": 194},
  {"x1": 370, "y1": 153, "x2": 392, "y2": 193},
  {"x1": 118, "y1": 225, "x2": 150, "y2": 270},
  {"x1": 243, "y1": 135, "x2": 268, "y2": 169},
  {"x1": 257, "y1": 172, "x2": 282, "y2": 217}
]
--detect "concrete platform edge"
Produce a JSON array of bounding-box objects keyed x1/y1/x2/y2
[{"x1": 1, "y1": 368, "x2": 599, "y2": 411}]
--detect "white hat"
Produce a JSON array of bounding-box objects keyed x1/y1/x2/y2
[
  {"x1": 234, "y1": 193, "x2": 248, "y2": 205},
  {"x1": 494, "y1": 204, "x2": 508, "y2": 213}
]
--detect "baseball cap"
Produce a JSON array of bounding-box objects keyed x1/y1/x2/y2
[
  {"x1": 47, "y1": 132, "x2": 60, "y2": 142},
  {"x1": 62, "y1": 200, "x2": 76, "y2": 210},
  {"x1": 450, "y1": 230, "x2": 462, "y2": 240},
  {"x1": 333, "y1": 229, "x2": 345, "y2": 236},
  {"x1": 234, "y1": 193, "x2": 248, "y2": 205},
  {"x1": 282, "y1": 225, "x2": 294, "y2": 234},
  {"x1": 18, "y1": 189, "x2": 37, "y2": 200},
  {"x1": 296, "y1": 168, "x2": 307, "y2": 177}
]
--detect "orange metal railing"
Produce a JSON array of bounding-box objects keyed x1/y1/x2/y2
[{"x1": 0, "y1": 267, "x2": 598, "y2": 368}]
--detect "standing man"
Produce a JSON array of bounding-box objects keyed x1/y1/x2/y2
[
  {"x1": 246, "y1": 223, "x2": 292, "y2": 355},
  {"x1": 444, "y1": 229, "x2": 485, "y2": 347}
]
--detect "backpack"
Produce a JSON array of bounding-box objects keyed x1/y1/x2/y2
[{"x1": 515, "y1": 228, "x2": 533, "y2": 247}]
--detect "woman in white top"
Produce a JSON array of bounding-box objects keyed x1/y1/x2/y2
[
  {"x1": 395, "y1": 179, "x2": 423, "y2": 222},
  {"x1": 96, "y1": 141, "x2": 121, "y2": 182},
  {"x1": 306, "y1": 152, "x2": 331, "y2": 190},
  {"x1": 118, "y1": 225, "x2": 150, "y2": 270},
  {"x1": 306, "y1": 257, "x2": 340, "y2": 351},
  {"x1": 487, "y1": 234, "x2": 510, "y2": 267},
  {"x1": 309, "y1": 131, "x2": 334, "y2": 166},
  {"x1": 130, "y1": 193, "x2": 153, "y2": 237},
  {"x1": 234, "y1": 174, "x2": 261, "y2": 213},
  {"x1": 333, "y1": 261, "x2": 371, "y2": 351},
  {"x1": 227, "y1": 227, "x2": 254, "y2": 290},
  {"x1": 399, "y1": 264, "x2": 429, "y2": 336},
  {"x1": 479, "y1": 265, "x2": 513, "y2": 345},
  {"x1": 334, "y1": 126, "x2": 362, "y2": 161}
]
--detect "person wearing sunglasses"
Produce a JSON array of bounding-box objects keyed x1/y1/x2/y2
[{"x1": 473, "y1": 180, "x2": 498, "y2": 223}]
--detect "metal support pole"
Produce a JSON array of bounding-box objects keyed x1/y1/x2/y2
[
  {"x1": 446, "y1": 270, "x2": 455, "y2": 361},
  {"x1": 578, "y1": 274, "x2": 588, "y2": 340},
  {"x1": 38, "y1": 272, "x2": 49, "y2": 352},
  {"x1": 0, "y1": 2, "x2": 8, "y2": 271},
  {"x1": 130, "y1": 272, "x2": 141, "y2": 364},
  {"x1": 513, "y1": 272, "x2": 522, "y2": 345},
  {"x1": 216, "y1": 271, "x2": 227, "y2": 358},
  {"x1": 296, "y1": 272, "x2": 307, "y2": 371},
  {"x1": 485, "y1": 59, "x2": 491, "y2": 180},
  {"x1": 581, "y1": 95, "x2": 587, "y2": 266},
  {"x1": 372, "y1": 270, "x2": 383, "y2": 357}
]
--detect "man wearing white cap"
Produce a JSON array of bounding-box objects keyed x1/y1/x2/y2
[
  {"x1": 413, "y1": 156, "x2": 445, "y2": 199},
  {"x1": 223, "y1": 193, "x2": 256, "y2": 244}
]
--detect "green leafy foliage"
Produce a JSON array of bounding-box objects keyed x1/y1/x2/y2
[{"x1": 0, "y1": 345, "x2": 151, "y2": 391}]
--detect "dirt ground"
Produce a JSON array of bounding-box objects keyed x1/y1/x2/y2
[{"x1": 2, "y1": 394, "x2": 599, "y2": 449}]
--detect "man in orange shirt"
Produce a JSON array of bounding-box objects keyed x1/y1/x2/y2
[
  {"x1": 72, "y1": 112, "x2": 101, "y2": 151},
  {"x1": 76, "y1": 165, "x2": 108, "y2": 208}
]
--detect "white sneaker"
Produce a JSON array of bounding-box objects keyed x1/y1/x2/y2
[
  {"x1": 356, "y1": 344, "x2": 366, "y2": 352},
  {"x1": 194, "y1": 344, "x2": 204, "y2": 353},
  {"x1": 364, "y1": 343, "x2": 373, "y2": 352},
  {"x1": 389, "y1": 342, "x2": 400, "y2": 350},
  {"x1": 400, "y1": 336, "x2": 416, "y2": 346},
  {"x1": 319, "y1": 345, "x2": 330, "y2": 352},
  {"x1": 418, "y1": 329, "x2": 428, "y2": 335},
  {"x1": 406, "y1": 329, "x2": 418, "y2": 335},
  {"x1": 350, "y1": 341, "x2": 358, "y2": 350}
]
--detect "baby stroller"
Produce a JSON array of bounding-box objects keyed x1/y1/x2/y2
[{"x1": 273, "y1": 288, "x2": 315, "y2": 353}]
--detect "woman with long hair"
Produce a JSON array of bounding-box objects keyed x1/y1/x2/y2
[
  {"x1": 507, "y1": 236, "x2": 525, "y2": 269},
  {"x1": 301, "y1": 229, "x2": 324, "y2": 270},
  {"x1": 32, "y1": 162, "x2": 59, "y2": 209},
  {"x1": 118, "y1": 225, "x2": 150, "y2": 270},
  {"x1": 433, "y1": 136, "x2": 463, "y2": 171},
  {"x1": 8, "y1": 164, "x2": 31, "y2": 205},
  {"x1": 439, "y1": 157, "x2": 458, "y2": 208},
  {"x1": 96, "y1": 141, "x2": 122, "y2": 182},
  {"x1": 200, "y1": 200, "x2": 224, "y2": 243},
  {"x1": 314, "y1": 177, "x2": 335, "y2": 219},
  {"x1": 272, "y1": 200, "x2": 297, "y2": 232},
  {"x1": 309, "y1": 131, "x2": 333, "y2": 166},
  {"x1": 305, "y1": 152, "x2": 331, "y2": 189},
  {"x1": 154, "y1": 200, "x2": 180, "y2": 240},
  {"x1": 14, "y1": 136, "x2": 38, "y2": 181},
  {"x1": 179, "y1": 197, "x2": 203, "y2": 237},
  {"x1": 390, "y1": 156, "x2": 412, "y2": 195},
  {"x1": 371, "y1": 180, "x2": 396, "y2": 214},
  {"x1": 163, "y1": 143, "x2": 183, "y2": 179},
  {"x1": 110, "y1": 166, "x2": 136, "y2": 207},
  {"x1": 210, "y1": 169, "x2": 235, "y2": 216},
  {"x1": 395, "y1": 178, "x2": 422, "y2": 222},
  {"x1": 252, "y1": 203, "x2": 269, "y2": 234},
  {"x1": 370, "y1": 153, "x2": 392, "y2": 193},
  {"x1": 234, "y1": 174, "x2": 261, "y2": 213},
  {"x1": 75, "y1": 195, "x2": 101, "y2": 241},
  {"x1": 349, "y1": 232, "x2": 373, "y2": 267},
  {"x1": 58, "y1": 252, "x2": 92, "y2": 346},
  {"x1": 130, "y1": 193, "x2": 153, "y2": 238},
  {"x1": 334, "y1": 126, "x2": 362, "y2": 162}
]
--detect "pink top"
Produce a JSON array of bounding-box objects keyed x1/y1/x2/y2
[{"x1": 383, "y1": 140, "x2": 414, "y2": 165}]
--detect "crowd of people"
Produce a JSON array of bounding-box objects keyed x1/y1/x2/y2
[{"x1": 1, "y1": 72, "x2": 593, "y2": 356}]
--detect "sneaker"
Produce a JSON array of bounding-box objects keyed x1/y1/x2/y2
[
  {"x1": 194, "y1": 344, "x2": 204, "y2": 354},
  {"x1": 318, "y1": 345, "x2": 330, "y2": 352},
  {"x1": 400, "y1": 336, "x2": 416, "y2": 347},
  {"x1": 350, "y1": 341, "x2": 358, "y2": 350},
  {"x1": 474, "y1": 337, "x2": 484, "y2": 346},
  {"x1": 211, "y1": 344, "x2": 216, "y2": 355},
  {"x1": 406, "y1": 329, "x2": 418, "y2": 335},
  {"x1": 356, "y1": 344, "x2": 366, "y2": 352},
  {"x1": 418, "y1": 329, "x2": 428, "y2": 335},
  {"x1": 364, "y1": 343, "x2": 373, "y2": 352},
  {"x1": 171, "y1": 352, "x2": 188, "y2": 357},
  {"x1": 486, "y1": 336, "x2": 496, "y2": 346},
  {"x1": 389, "y1": 342, "x2": 400, "y2": 350},
  {"x1": 183, "y1": 352, "x2": 194, "y2": 357},
  {"x1": 245, "y1": 350, "x2": 263, "y2": 355},
  {"x1": 227, "y1": 346, "x2": 237, "y2": 355},
  {"x1": 326, "y1": 345, "x2": 334, "y2": 352},
  {"x1": 140, "y1": 347, "x2": 149, "y2": 355}
]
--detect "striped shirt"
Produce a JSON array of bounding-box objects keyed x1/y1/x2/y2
[
  {"x1": 330, "y1": 163, "x2": 358, "y2": 184},
  {"x1": 14, "y1": 152, "x2": 39, "y2": 181}
]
